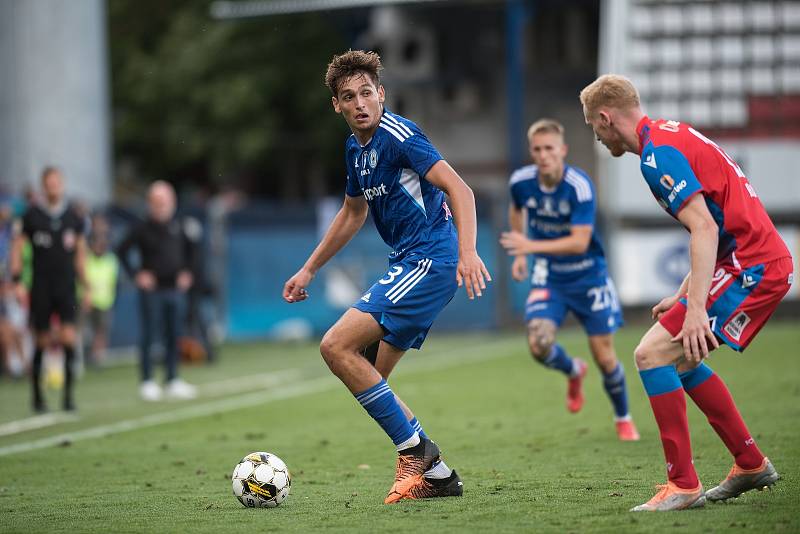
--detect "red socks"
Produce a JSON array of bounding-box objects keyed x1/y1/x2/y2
[
  {"x1": 647, "y1": 389, "x2": 700, "y2": 489},
  {"x1": 685, "y1": 373, "x2": 765, "y2": 470}
]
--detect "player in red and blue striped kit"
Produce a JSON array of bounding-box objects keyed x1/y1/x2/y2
[{"x1": 581, "y1": 75, "x2": 793, "y2": 512}]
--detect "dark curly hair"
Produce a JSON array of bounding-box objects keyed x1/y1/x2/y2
[{"x1": 325, "y1": 50, "x2": 383, "y2": 97}]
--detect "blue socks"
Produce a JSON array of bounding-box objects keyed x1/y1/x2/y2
[
  {"x1": 354, "y1": 379, "x2": 418, "y2": 450},
  {"x1": 540, "y1": 344, "x2": 574, "y2": 376},
  {"x1": 409, "y1": 417, "x2": 428, "y2": 440},
  {"x1": 602, "y1": 363, "x2": 630, "y2": 418},
  {"x1": 639, "y1": 365, "x2": 683, "y2": 396},
  {"x1": 678, "y1": 363, "x2": 714, "y2": 391}
]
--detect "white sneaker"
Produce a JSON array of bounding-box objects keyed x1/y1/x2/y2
[
  {"x1": 140, "y1": 380, "x2": 163, "y2": 402},
  {"x1": 165, "y1": 378, "x2": 197, "y2": 400}
]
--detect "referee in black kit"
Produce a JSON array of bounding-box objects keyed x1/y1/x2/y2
[
  {"x1": 11, "y1": 166, "x2": 88, "y2": 412},
  {"x1": 117, "y1": 181, "x2": 197, "y2": 401}
]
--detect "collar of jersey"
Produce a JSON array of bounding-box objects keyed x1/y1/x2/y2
[
  {"x1": 537, "y1": 165, "x2": 569, "y2": 193},
  {"x1": 357, "y1": 108, "x2": 398, "y2": 148},
  {"x1": 44, "y1": 201, "x2": 67, "y2": 219}
]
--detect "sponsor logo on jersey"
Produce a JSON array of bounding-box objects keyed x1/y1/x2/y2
[
  {"x1": 32, "y1": 231, "x2": 53, "y2": 248},
  {"x1": 659, "y1": 174, "x2": 675, "y2": 189},
  {"x1": 724, "y1": 311, "x2": 751, "y2": 341},
  {"x1": 363, "y1": 183, "x2": 389, "y2": 201},
  {"x1": 667, "y1": 179, "x2": 687, "y2": 203},
  {"x1": 550, "y1": 258, "x2": 595, "y2": 272},
  {"x1": 526, "y1": 288, "x2": 550, "y2": 303},
  {"x1": 644, "y1": 152, "x2": 657, "y2": 168},
  {"x1": 536, "y1": 196, "x2": 558, "y2": 217},
  {"x1": 359, "y1": 151, "x2": 373, "y2": 176}
]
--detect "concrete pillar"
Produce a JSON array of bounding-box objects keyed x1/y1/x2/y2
[{"x1": 0, "y1": 0, "x2": 111, "y2": 205}]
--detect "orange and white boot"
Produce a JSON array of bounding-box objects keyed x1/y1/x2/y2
[
  {"x1": 630, "y1": 481, "x2": 705, "y2": 512},
  {"x1": 705, "y1": 457, "x2": 779, "y2": 502}
]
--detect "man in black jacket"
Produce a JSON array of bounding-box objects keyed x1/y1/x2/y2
[{"x1": 117, "y1": 181, "x2": 197, "y2": 401}]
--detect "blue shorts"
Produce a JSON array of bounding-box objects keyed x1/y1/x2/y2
[
  {"x1": 353, "y1": 256, "x2": 458, "y2": 350},
  {"x1": 524, "y1": 274, "x2": 623, "y2": 336}
]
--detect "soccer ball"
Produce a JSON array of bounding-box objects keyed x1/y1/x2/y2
[{"x1": 231, "y1": 452, "x2": 291, "y2": 508}]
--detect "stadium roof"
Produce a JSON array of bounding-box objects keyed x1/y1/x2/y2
[{"x1": 210, "y1": 0, "x2": 449, "y2": 19}]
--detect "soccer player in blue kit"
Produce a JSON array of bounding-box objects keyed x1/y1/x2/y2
[
  {"x1": 500, "y1": 119, "x2": 639, "y2": 441},
  {"x1": 283, "y1": 51, "x2": 491, "y2": 503}
]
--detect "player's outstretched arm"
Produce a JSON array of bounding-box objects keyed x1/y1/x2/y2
[
  {"x1": 424, "y1": 160, "x2": 491, "y2": 299},
  {"x1": 673, "y1": 195, "x2": 720, "y2": 361},
  {"x1": 283, "y1": 195, "x2": 368, "y2": 303},
  {"x1": 500, "y1": 225, "x2": 591, "y2": 257}
]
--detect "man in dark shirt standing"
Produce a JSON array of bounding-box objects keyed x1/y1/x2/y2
[
  {"x1": 11, "y1": 167, "x2": 88, "y2": 412},
  {"x1": 117, "y1": 181, "x2": 197, "y2": 401}
]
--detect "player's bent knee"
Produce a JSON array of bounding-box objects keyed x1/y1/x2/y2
[
  {"x1": 527, "y1": 321, "x2": 555, "y2": 361},
  {"x1": 633, "y1": 342, "x2": 657, "y2": 370},
  {"x1": 528, "y1": 339, "x2": 551, "y2": 361},
  {"x1": 319, "y1": 332, "x2": 339, "y2": 365}
]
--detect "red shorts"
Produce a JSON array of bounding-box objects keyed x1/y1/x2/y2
[{"x1": 660, "y1": 256, "x2": 794, "y2": 351}]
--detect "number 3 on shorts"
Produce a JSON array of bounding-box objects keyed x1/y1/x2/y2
[{"x1": 379, "y1": 265, "x2": 404, "y2": 285}]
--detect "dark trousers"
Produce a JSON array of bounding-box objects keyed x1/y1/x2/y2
[{"x1": 139, "y1": 289, "x2": 184, "y2": 382}]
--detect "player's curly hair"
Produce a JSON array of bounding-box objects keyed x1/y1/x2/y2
[
  {"x1": 580, "y1": 74, "x2": 640, "y2": 117},
  {"x1": 325, "y1": 50, "x2": 383, "y2": 97}
]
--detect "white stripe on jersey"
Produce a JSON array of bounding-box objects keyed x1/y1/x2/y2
[
  {"x1": 379, "y1": 122, "x2": 406, "y2": 142},
  {"x1": 384, "y1": 113, "x2": 414, "y2": 137},
  {"x1": 399, "y1": 168, "x2": 426, "y2": 214},
  {"x1": 565, "y1": 169, "x2": 592, "y2": 202},
  {"x1": 509, "y1": 164, "x2": 538, "y2": 186},
  {"x1": 379, "y1": 117, "x2": 410, "y2": 142},
  {"x1": 389, "y1": 259, "x2": 432, "y2": 303},
  {"x1": 385, "y1": 259, "x2": 430, "y2": 300}
]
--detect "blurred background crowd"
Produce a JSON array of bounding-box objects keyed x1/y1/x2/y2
[{"x1": 0, "y1": 0, "x2": 798, "y2": 398}]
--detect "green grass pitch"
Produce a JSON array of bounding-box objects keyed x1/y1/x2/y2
[{"x1": 0, "y1": 321, "x2": 798, "y2": 533}]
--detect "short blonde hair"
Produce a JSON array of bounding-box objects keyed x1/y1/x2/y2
[
  {"x1": 579, "y1": 74, "x2": 640, "y2": 117},
  {"x1": 527, "y1": 118, "x2": 564, "y2": 141}
]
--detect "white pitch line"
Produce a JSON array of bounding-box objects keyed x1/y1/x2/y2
[
  {"x1": 0, "y1": 337, "x2": 517, "y2": 457},
  {"x1": 0, "y1": 413, "x2": 81, "y2": 438},
  {"x1": 197, "y1": 367, "x2": 305, "y2": 397},
  {"x1": 0, "y1": 368, "x2": 308, "y2": 439}
]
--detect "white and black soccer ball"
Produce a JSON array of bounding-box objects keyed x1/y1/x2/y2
[{"x1": 231, "y1": 452, "x2": 291, "y2": 508}]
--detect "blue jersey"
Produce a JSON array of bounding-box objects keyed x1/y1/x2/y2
[
  {"x1": 509, "y1": 164, "x2": 607, "y2": 285},
  {"x1": 345, "y1": 110, "x2": 458, "y2": 262}
]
